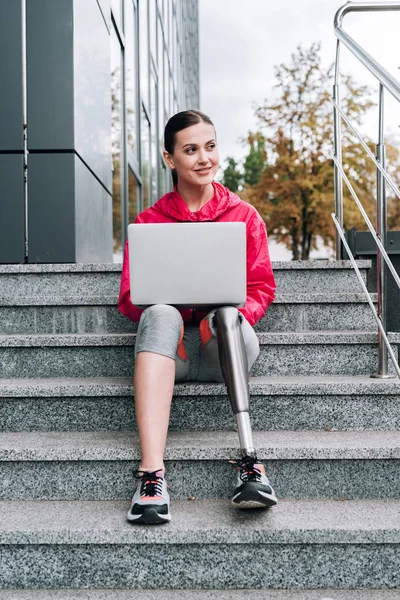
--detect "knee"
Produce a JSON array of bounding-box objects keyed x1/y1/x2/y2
[
  {"x1": 136, "y1": 305, "x2": 183, "y2": 359},
  {"x1": 214, "y1": 307, "x2": 241, "y2": 333},
  {"x1": 141, "y1": 304, "x2": 183, "y2": 327},
  {"x1": 138, "y1": 304, "x2": 183, "y2": 339}
]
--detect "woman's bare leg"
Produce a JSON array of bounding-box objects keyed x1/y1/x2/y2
[{"x1": 134, "y1": 351, "x2": 176, "y2": 474}]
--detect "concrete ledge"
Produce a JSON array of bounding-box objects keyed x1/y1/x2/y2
[
  {"x1": 1, "y1": 430, "x2": 399, "y2": 461},
  {"x1": 2, "y1": 376, "x2": 399, "y2": 433},
  {"x1": 1, "y1": 374, "x2": 400, "y2": 397},
  {"x1": 0, "y1": 333, "x2": 395, "y2": 377},
  {"x1": 0, "y1": 260, "x2": 373, "y2": 274},
  {"x1": 0, "y1": 331, "x2": 387, "y2": 347},
  {"x1": 0, "y1": 292, "x2": 378, "y2": 305},
  {"x1": 0, "y1": 498, "x2": 398, "y2": 545},
  {"x1": 0, "y1": 499, "x2": 398, "y2": 589},
  {"x1": 1, "y1": 590, "x2": 400, "y2": 599}
]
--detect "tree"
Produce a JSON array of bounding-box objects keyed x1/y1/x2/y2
[
  {"x1": 243, "y1": 43, "x2": 386, "y2": 260},
  {"x1": 221, "y1": 157, "x2": 243, "y2": 193},
  {"x1": 243, "y1": 132, "x2": 266, "y2": 186}
]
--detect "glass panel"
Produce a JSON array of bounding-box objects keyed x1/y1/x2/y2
[
  {"x1": 157, "y1": 22, "x2": 165, "y2": 147},
  {"x1": 111, "y1": 0, "x2": 123, "y2": 30},
  {"x1": 149, "y1": 0, "x2": 157, "y2": 60},
  {"x1": 128, "y1": 169, "x2": 140, "y2": 223},
  {"x1": 169, "y1": 76, "x2": 174, "y2": 116},
  {"x1": 166, "y1": 159, "x2": 172, "y2": 192},
  {"x1": 159, "y1": 158, "x2": 166, "y2": 197},
  {"x1": 141, "y1": 106, "x2": 151, "y2": 209},
  {"x1": 150, "y1": 69, "x2": 158, "y2": 202},
  {"x1": 166, "y1": 0, "x2": 171, "y2": 46},
  {"x1": 111, "y1": 25, "x2": 124, "y2": 259},
  {"x1": 139, "y1": 0, "x2": 149, "y2": 108},
  {"x1": 171, "y1": 12, "x2": 176, "y2": 72},
  {"x1": 125, "y1": 0, "x2": 137, "y2": 156}
]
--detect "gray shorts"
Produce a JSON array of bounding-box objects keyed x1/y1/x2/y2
[{"x1": 134, "y1": 304, "x2": 259, "y2": 383}]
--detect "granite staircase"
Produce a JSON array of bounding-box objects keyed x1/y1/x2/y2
[{"x1": 0, "y1": 260, "x2": 399, "y2": 597}]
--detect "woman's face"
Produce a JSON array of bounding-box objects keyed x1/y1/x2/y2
[{"x1": 164, "y1": 121, "x2": 219, "y2": 187}]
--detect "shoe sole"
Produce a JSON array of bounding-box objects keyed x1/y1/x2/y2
[
  {"x1": 232, "y1": 497, "x2": 277, "y2": 509},
  {"x1": 127, "y1": 507, "x2": 171, "y2": 524},
  {"x1": 232, "y1": 487, "x2": 278, "y2": 509}
]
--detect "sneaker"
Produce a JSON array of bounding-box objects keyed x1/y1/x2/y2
[
  {"x1": 231, "y1": 457, "x2": 277, "y2": 509},
  {"x1": 127, "y1": 470, "x2": 171, "y2": 524}
]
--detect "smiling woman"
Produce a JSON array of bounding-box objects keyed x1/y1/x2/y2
[
  {"x1": 163, "y1": 113, "x2": 220, "y2": 211},
  {"x1": 118, "y1": 109, "x2": 278, "y2": 526}
]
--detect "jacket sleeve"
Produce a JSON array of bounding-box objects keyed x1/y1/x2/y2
[
  {"x1": 238, "y1": 214, "x2": 276, "y2": 327},
  {"x1": 118, "y1": 222, "x2": 144, "y2": 323}
]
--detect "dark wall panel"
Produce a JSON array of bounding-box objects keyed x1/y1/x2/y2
[
  {"x1": 26, "y1": 0, "x2": 74, "y2": 150},
  {"x1": 0, "y1": 0, "x2": 23, "y2": 151},
  {"x1": 28, "y1": 154, "x2": 76, "y2": 263},
  {"x1": 0, "y1": 155, "x2": 25, "y2": 263},
  {"x1": 73, "y1": 0, "x2": 111, "y2": 192}
]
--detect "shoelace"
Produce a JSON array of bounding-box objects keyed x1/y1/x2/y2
[
  {"x1": 136, "y1": 470, "x2": 164, "y2": 497},
  {"x1": 229, "y1": 457, "x2": 262, "y2": 483}
]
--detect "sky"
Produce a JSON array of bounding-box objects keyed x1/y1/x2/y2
[{"x1": 198, "y1": 0, "x2": 400, "y2": 259}]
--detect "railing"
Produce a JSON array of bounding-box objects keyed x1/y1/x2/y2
[{"x1": 332, "y1": 1, "x2": 400, "y2": 378}]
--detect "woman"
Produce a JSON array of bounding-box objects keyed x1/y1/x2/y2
[{"x1": 119, "y1": 110, "x2": 277, "y2": 524}]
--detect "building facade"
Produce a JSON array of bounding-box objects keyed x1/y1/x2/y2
[{"x1": 0, "y1": 0, "x2": 199, "y2": 264}]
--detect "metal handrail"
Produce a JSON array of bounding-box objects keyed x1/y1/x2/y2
[
  {"x1": 332, "y1": 214, "x2": 400, "y2": 378},
  {"x1": 330, "y1": 98, "x2": 400, "y2": 201},
  {"x1": 333, "y1": 1, "x2": 400, "y2": 377},
  {"x1": 334, "y1": 2, "x2": 400, "y2": 100},
  {"x1": 332, "y1": 155, "x2": 400, "y2": 292}
]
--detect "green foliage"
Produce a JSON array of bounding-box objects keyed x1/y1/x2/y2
[
  {"x1": 227, "y1": 42, "x2": 400, "y2": 260},
  {"x1": 221, "y1": 157, "x2": 243, "y2": 193},
  {"x1": 243, "y1": 133, "x2": 266, "y2": 186}
]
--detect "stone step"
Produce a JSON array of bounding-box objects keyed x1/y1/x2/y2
[
  {"x1": 0, "y1": 261, "x2": 371, "y2": 296},
  {"x1": 1, "y1": 430, "x2": 398, "y2": 500},
  {"x1": 1, "y1": 331, "x2": 397, "y2": 378},
  {"x1": 0, "y1": 499, "x2": 398, "y2": 589},
  {"x1": 258, "y1": 293, "x2": 377, "y2": 332},
  {"x1": 2, "y1": 591, "x2": 400, "y2": 600},
  {"x1": 0, "y1": 292, "x2": 377, "y2": 334},
  {"x1": 1, "y1": 375, "x2": 399, "y2": 432}
]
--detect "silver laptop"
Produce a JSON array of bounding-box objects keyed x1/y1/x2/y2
[{"x1": 128, "y1": 222, "x2": 246, "y2": 309}]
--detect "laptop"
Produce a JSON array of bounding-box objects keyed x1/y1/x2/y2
[{"x1": 128, "y1": 222, "x2": 246, "y2": 309}]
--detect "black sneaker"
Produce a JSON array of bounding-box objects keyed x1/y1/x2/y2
[{"x1": 231, "y1": 457, "x2": 278, "y2": 509}]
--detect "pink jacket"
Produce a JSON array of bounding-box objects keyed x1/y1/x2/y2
[{"x1": 118, "y1": 182, "x2": 276, "y2": 327}]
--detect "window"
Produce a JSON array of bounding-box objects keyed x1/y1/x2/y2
[
  {"x1": 109, "y1": 0, "x2": 198, "y2": 248},
  {"x1": 111, "y1": 24, "x2": 124, "y2": 258},
  {"x1": 141, "y1": 106, "x2": 151, "y2": 209},
  {"x1": 139, "y1": 0, "x2": 149, "y2": 108},
  {"x1": 150, "y1": 68, "x2": 158, "y2": 201},
  {"x1": 128, "y1": 169, "x2": 140, "y2": 223},
  {"x1": 111, "y1": 0, "x2": 123, "y2": 30},
  {"x1": 125, "y1": 0, "x2": 137, "y2": 157},
  {"x1": 149, "y1": 0, "x2": 157, "y2": 60}
]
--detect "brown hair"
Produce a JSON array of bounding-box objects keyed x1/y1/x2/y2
[{"x1": 164, "y1": 110, "x2": 215, "y2": 186}]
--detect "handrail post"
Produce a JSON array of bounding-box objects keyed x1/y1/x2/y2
[
  {"x1": 333, "y1": 41, "x2": 343, "y2": 260},
  {"x1": 372, "y1": 83, "x2": 391, "y2": 378}
]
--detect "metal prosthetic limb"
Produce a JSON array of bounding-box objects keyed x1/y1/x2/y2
[{"x1": 214, "y1": 307, "x2": 256, "y2": 459}]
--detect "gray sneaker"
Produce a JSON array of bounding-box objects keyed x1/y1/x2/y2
[
  {"x1": 127, "y1": 470, "x2": 171, "y2": 524},
  {"x1": 231, "y1": 457, "x2": 278, "y2": 509}
]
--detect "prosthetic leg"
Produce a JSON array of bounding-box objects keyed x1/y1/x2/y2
[{"x1": 214, "y1": 307, "x2": 256, "y2": 459}]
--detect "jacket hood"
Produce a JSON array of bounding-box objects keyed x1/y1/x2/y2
[{"x1": 150, "y1": 182, "x2": 242, "y2": 222}]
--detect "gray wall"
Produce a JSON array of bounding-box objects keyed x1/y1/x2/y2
[
  {"x1": 0, "y1": 0, "x2": 25, "y2": 263},
  {"x1": 0, "y1": 0, "x2": 112, "y2": 263},
  {"x1": 26, "y1": 0, "x2": 112, "y2": 263}
]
